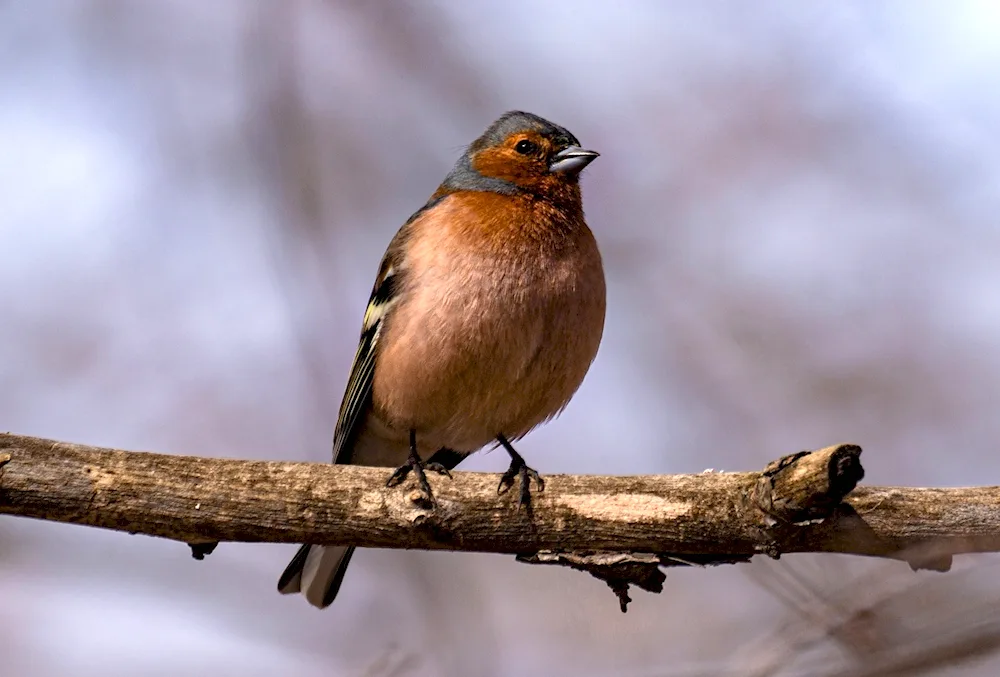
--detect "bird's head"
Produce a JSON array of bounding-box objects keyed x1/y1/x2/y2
[{"x1": 440, "y1": 111, "x2": 599, "y2": 203}]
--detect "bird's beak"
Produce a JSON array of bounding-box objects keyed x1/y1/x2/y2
[{"x1": 549, "y1": 146, "x2": 600, "y2": 174}]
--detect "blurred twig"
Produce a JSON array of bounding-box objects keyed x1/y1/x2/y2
[{"x1": 666, "y1": 553, "x2": 1000, "y2": 676}]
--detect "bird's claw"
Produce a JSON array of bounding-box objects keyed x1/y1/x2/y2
[
  {"x1": 385, "y1": 464, "x2": 412, "y2": 488},
  {"x1": 497, "y1": 459, "x2": 544, "y2": 515},
  {"x1": 386, "y1": 456, "x2": 452, "y2": 504},
  {"x1": 425, "y1": 462, "x2": 452, "y2": 479}
]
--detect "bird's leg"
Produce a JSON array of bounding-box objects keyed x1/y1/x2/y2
[
  {"x1": 496, "y1": 434, "x2": 545, "y2": 514},
  {"x1": 386, "y1": 430, "x2": 452, "y2": 502}
]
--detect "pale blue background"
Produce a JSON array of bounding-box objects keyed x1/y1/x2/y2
[{"x1": 3, "y1": 2, "x2": 1000, "y2": 675}]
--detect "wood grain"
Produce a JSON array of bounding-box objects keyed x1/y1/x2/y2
[{"x1": 2, "y1": 433, "x2": 997, "y2": 565}]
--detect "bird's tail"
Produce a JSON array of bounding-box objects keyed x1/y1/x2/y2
[{"x1": 277, "y1": 544, "x2": 356, "y2": 609}]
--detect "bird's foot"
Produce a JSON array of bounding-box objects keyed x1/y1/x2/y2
[
  {"x1": 497, "y1": 454, "x2": 545, "y2": 515},
  {"x1": 386, "y1": 449, "x2": 452, "y2": 504}
]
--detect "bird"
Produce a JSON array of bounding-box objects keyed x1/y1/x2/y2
[{"x1": 277, "y1": 111, "x2": 606, "y2": 609}]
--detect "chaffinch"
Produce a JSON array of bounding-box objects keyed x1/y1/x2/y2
[{"x1": 278, "y1": 111, "x2": 605, "y2": 608}]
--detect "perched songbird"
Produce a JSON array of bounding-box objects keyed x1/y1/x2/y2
[{"x1": 278, "y1": 111, "x2": 605, "y2": 608}]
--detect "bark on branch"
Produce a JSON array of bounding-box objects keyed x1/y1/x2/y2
[{"x1": 2, "y1": 433, "x2": 999, "y2": 611}]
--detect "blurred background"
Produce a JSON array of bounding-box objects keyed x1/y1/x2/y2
[{"x1": 3, "y1": 1, "x2": 1000, "y2": 675}]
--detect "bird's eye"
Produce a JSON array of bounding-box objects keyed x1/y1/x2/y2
[{"x1": 514, "y1": 139, "x2": 538, "y2": 155}]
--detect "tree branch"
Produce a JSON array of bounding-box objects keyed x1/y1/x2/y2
[{"x1": 2, "y1": 433, "x2": 998, "y2": 610}]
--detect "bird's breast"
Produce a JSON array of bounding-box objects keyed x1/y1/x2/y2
[{"x1": 371, "y1": 194, "x2": 606, "y2": 452}]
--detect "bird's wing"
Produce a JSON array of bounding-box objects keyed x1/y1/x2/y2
[
  {"x1": 332, "y1": 195, "x2": 447, "y2": 463},
  {"x1": 332, "y1": 249, "x2": 401, "y2": 463}
]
